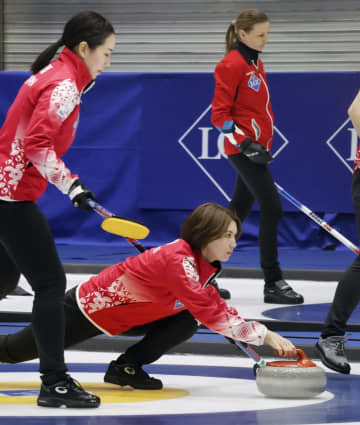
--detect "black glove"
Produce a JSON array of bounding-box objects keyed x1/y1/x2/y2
[
  {"x1": 68, "y1": 179, "x2": 97, "y2": 211},
  {"x1": 239, "y1": 138, "x2": 273, "y2": 164}
]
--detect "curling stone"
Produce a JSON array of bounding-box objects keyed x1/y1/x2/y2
[{"x1": 256, "y1": 349, "x2": 326, "y2": 398}]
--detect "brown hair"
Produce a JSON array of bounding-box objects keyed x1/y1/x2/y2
[
  {"x1": 181, "y1": 203, "x2": 242, "y2": 250},
  {"x1": 31, "y1": 11, "x2": 115, "y2": 74},
  {"x1": 225, "y1": 9, "x2": 269, "y2": 55}
]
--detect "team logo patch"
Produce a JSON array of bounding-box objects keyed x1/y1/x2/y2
[
  {"x1": 174, "y1": 300, "x2": 185, "y2": 310},
  {"x1": 248, "y1": 73, "x2": 261, "y2": 92}
]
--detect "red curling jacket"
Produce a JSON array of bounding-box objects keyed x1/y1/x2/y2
[
  {"x1": 211, "y1": 43, "x2": 274, "y2": 156},
  {"x1": 0, "y1": 48, "x2": 93, "y2": 201},
  {"x1": 76, "y1": 238, "x2": 267, "y2": 345}
]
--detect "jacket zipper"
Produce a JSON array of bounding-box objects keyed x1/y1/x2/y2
[{"x1": 258, "y1": 73, "x2": 274, "y2": 150}]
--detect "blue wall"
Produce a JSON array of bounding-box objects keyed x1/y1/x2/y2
[{"x1": 0, "y1": 71, "x2": 359, "y2": 249}]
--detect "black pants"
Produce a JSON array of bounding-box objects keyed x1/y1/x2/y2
[
  {"x1": 2, "y1": 286, "x2": 199, "y2": 366},
  {"x1": 228, "y1": 153, "x2": 283, "y2": 284},
  {"x1": 0, "y1": 201, "x2": 67, "y2": 379},
  {"x1": 322, "y1": 169, "x2": 360, "y2": 337}
]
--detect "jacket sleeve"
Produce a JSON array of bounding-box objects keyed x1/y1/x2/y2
[
  {"x1": 167, "y1": 254, "x2": 267, "y2": 346},
  {"x1": 211, "y1": 59, "x2": 247, "y2": 146},
  {"x1": 23, "y1": 79, "x2": 79, "y2": 194}
]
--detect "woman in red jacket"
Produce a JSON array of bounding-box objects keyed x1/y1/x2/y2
[
  {"x1": 211, "y1": 9, "x2": 303, "y2": 305},
  {"x1": 0, "y1": 203, "x2": 297, "y2": 390},
  {"x1": 0, "y1": 11, "x2": 116, "y2": 408}
]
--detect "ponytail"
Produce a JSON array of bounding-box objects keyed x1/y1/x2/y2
[
  {"x1": 30, "y1": 39, "x2": 64, "y2": 74},
  {"x1": 225, "y1": 21, "x2": 238, "y2": 55},
  {"x1": 225, "y1": 9, "x2": 269, "y2": 55},
  {"x1": 30, "y1": 11, "x2": 114, "y2": 75}
]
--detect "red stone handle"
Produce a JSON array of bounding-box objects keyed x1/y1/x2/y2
[{"x1": 267, "y1": 348, "x2": 317, "y2": 368}]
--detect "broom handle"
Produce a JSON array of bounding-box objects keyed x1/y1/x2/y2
[{"x1": 225, "y1": 337, "x2": 266, "y2": 366}]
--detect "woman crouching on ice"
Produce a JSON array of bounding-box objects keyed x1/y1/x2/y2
[{"x1": 0, "y1": 203, "x2": 296, "y2": 390}]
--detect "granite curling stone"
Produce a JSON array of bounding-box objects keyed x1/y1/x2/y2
[{"x1": 255, "y1": 348, "x2": 327, "y2": 398}]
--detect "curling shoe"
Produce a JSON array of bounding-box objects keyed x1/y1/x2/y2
[
  {"x1": 316, "y1": 336, "x2": 350, "y2": 374},
  {"x1": 37, "y1": 375, "x2": 100, "y2": 408},
  {"x1": 210, "y1": 280, "x2": 231, "y2": 300},
  {"x1": 104, "y1": 361, "x2": 163, "y2": 390},
  {"x1": 264, "y1": 280, "x2": 304, "y2": 304}
]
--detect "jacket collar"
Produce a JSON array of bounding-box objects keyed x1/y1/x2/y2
[
  {"x1": 193, "y1": 249, "x2": 222, "y2": 286},
  {"x1": 58, "y1": 47, "x2": 94, "y2": 93},
  {"x1": 236, "y1": 41, "x2": 260, "y2": 66}
]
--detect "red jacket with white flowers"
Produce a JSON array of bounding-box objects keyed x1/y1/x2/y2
[
  {"x1": 76, "y1": 239, "x2": 267, "y2": 345},
  {"x1": 0, "y1": 48, "x2": 93, "y2": 201},
  {"x1": 211, "y1": 46, "x2": 274, "y2": 156}
]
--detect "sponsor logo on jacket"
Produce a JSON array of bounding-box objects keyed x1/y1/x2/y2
[{"x1": 248, "y1": 73, "x2": 261, "y2": 92}]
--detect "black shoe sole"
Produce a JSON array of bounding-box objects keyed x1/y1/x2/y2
[
  {"x1": 315, "y1": 343, "x2": 350, "y2": 374},
  {"x1": 104, "y1": 375, "x2": 163, "y2": 390},
  {"x1": 37, "y1": 397, "x2": 100, "y2": 408},
  {"x1": 264, "y1": 294, "x2": 304, "y2": 304}
]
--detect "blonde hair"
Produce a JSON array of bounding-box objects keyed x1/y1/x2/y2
[{"x1": 225, "y1": 9, "x2": 269, "y2": 55}]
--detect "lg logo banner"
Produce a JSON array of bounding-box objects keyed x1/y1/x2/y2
[
  {"x1": 140, "y1": 72, "x2": 359, "y2": 213},
  {"x1": 178, "y1": 104, "x2": 290, "y2": 202}
]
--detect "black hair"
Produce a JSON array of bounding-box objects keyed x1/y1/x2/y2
[{"x1": 30, "y1": 10, "x2": 115, "y2": 74}]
